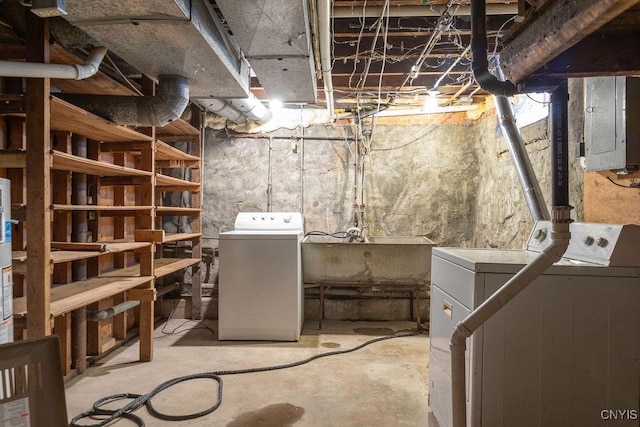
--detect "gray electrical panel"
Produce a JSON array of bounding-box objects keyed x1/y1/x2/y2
[{"x1": 584, "y1": 76, "x2": 640, "y2": 172}]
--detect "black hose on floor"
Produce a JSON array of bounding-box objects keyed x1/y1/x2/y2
[{"x1": 70, "y1": 327, "x2": 424, "y2": 426}]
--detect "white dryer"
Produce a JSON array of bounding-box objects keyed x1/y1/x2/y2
[
  {"x1": 219, "y1": 212, "x2": 304, "y2": 341},
  {"x1": 429, "y1": 222, "x2": 640, "y2": 427}
]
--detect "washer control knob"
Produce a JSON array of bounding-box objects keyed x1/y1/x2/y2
[
  {"x1": 596, "y1": 237, "x2": 609, "y2": 248},
  {"x1": 284, "y1": 215, "x2": 292, "y2": 223},
  {"x1": 583, "y1": 236, "x2": 595, "y2": 246}
]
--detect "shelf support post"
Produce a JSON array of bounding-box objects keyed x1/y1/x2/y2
[{"x1": 25, "y1": 12, "x2": 52, "y2": 338}]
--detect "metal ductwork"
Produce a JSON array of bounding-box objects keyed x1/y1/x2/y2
[
  {"x1": 58, "y1": 75, "x2": 190, "y2": 126},
  {"x1": 61, "y1": 0, "x2": 250, "y2": 99},
  {"x1": 0, "y1": 46, "x2": 107, "y2": 79},
  {"x1": 215, "y1": 0, "x2": 317, "y2": 103}
]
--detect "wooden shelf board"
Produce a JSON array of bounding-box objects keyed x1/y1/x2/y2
[
  {"x1": 13, "y1": 241, "x2": 152, "y2": 274},
  {"x1": 156, "y1": 206, "x2": 202, "y2": 216},
  {"x1": 0, "y1": 150, "x2": 26, "y2": 168},
  {"x1": 155, "y1": 174, "x2": 201, "y2": 191},
  {"x1": 52, "y1": 150, "x2": 153, "y2": 177},
  {"x1": 163, "y1": 233, "x2": 202, "y2": 243},
  {"x1": 13, "y1": 275, "x2": 154, "y2": 317},
  {"x1": 157, "y1": 119, "x2": 199, "y2": 137},
  {"x1": 52, "y1": 204, "x2": 153, "y2": 211},
  {"x1": 100, "y1": 257, "x2": 201, "y2": 279},
  {"x1": 155, "y1": 140, "x2": 200, "y2": 161},
  {"x1": 50, "y1": 43, "x2": 138, "y2": 97},
  {"x1": 50, "y1": 97, "x2": 153, "y2": 143}
]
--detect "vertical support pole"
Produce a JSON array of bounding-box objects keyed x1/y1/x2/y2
[
  {"x1": 71, "y1": 134, "x2": 87, "y2": 374},
  {"x1": 137, "y1": 75, "x2": 155, "y2": 362},
  {"x1": 191, "y1": 109, "x2": 203, "y2": 320},
  {"x1": 25, "y1": 12, "x2": 51, "y2": 338},
  {"x1": 112, "y1": 154, "x2": 127, "y2": 340}
]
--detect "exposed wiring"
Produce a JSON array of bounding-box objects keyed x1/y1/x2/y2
[
  {"x1": 607, "y1": 177, "x2": 640, "y2": 188},
  {"x1": 154, "y1": 299, "x2": 216, "y2": 341},
  {"x1": 70, "y1": 327, "x2": 424, "y2": 426}
]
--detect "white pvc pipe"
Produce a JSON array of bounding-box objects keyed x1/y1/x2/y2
[
  {"x1": 0, "y1": 46, "x2": 107, "y2": 80},
  {"x1": 318, "y1": 0, "x2": 335, "y2": 119},
  {"x1": 449, "y1": 210, "x2": 571, "y2": 427},
  {"x1": 333, "y1": 4, "x2": 517, "y2": 18}
]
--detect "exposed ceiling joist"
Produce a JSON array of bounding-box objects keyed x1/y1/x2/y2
[{"x1": 500, "y1": 0, "x2": 640, "y2": 83}]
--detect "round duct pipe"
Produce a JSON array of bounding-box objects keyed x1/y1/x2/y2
[
  {"x1": 228, "y1": 93, "x2": 272, "y2": 124},
  {"x1": 58, "y1": 75, "x2": 190, "y2": 127},
  {"x1": 196, "y1": 98, "x2": 247, "y2": 124}
]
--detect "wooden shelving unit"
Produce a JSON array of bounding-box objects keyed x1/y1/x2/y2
[{"x1": 0, "y1": 38, "x2": 204, "y2": 377}]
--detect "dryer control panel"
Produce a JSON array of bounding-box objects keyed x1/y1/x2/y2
[{"x1": 527, "y1": 221, "x2": 640, "y2": 267}]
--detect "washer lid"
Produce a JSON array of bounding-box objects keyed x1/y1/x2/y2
[{"x1": 234, "y1": 212, "x2": 304, "y2": 232}]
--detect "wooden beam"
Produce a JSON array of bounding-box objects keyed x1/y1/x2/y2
[
  {"x1": 500, "y1": 0, "x2": 640, "y2": 83},
  {"x1": 525, "y1": 32, "x2": 640, "y2": 79},
  {"x1": 25, "y1": 12, "x2": 52, "y2": 338}
]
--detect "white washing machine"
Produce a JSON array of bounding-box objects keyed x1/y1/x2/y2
[
  {"x1": 218, "y1": 212, "x2": 304, "y2": 341},
  {"x1": 429, "y1": 222, "x2": 640, "y2": 427}
]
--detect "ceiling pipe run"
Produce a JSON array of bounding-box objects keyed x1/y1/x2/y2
[
  {"x1": 450, "y1": 81, "x2": 571, "y2": 427},
  {"x1": 471, "y1": 0, "x2": 518, "y2": 96},
  {"x1": 58, "y1": 75, "x2": 189, "y2": 127},
  {"x1": 333, "y1": 4, "x2": 517, "y2": 18},
  {"x1": 0, "y1": 46, "x2": 107, "y2": 79},
  {"x1": 318, "y1": 0, "x2": 335, "y2": 119}
]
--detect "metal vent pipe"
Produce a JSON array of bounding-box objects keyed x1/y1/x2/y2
[
  {"x1": 58, "y1": 75, "x2": 190, "y2": 127},
  {"x1": 196, "y1": 98, "x2": 247, "y2": 124},
  {"x1": 470, "y1": 0, "x2": 518, "y2": 96},
  {"x1": 494, "y1": 63, "x2": 549, "y2": 221},
  {"x1": 0, "y1": 46, "x2": 107, "y2": 80}
]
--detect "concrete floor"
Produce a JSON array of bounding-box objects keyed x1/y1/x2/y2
[{"x1": 65, "y1": 319, "x2": 439, "y2": 426}]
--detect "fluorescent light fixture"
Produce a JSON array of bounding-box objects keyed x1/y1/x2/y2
[{"x1": 31, "y1": 0, "x2": 68, "y2": 17}]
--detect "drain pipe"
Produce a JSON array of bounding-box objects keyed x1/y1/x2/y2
[
  {"x1": 87, "y1": 283, "x2": 180, "y2": 322},
  {"x1": 471, "y1": 0, "x2": 517, "y2": 96},
  {"x1": 450, "y1": 81, "x2": 571, "y2": 427},
  {"x1": 0, "y1": 46, "x2": 107, "y2": 80},
  {"x1": 58, "y1": 75, "x2": 189, "y2": 127},
  {"x1": 494, "y1": 64, "x2": 549, "y2": 221},
  {"x1": 318, "y1": 0, "x2": 335, "y2": 119}
]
